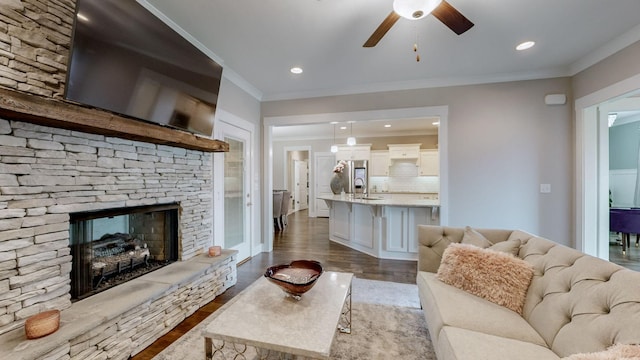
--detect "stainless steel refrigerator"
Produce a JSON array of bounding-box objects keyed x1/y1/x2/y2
[{"x1": 343, "y1": 160, "x2": 368, "y2": 195}]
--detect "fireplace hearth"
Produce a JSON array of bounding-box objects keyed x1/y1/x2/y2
[{"x1": 69, "y1": 203, "x2": 179, "y2": 301}]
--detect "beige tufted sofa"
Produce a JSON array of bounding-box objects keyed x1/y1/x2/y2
[{"x1": 416, "y1": 225, "x2": 640, "y2": 360}]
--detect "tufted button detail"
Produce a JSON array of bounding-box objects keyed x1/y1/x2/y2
[{"x1": 426, "y1": 245, "x2": 432, "y2": 248}]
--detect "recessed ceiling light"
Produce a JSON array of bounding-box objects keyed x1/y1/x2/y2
[
  {"x1": 290, "y1": 67, "x2": 303, "y2": 74},
  {"x1": 516, "y1": 41, "x2": 535, "y2": 51},
  {"x1": 384, "y1": 124, "x2": 391, "y2": 128},
  {"x1": 340, "y1": 126, "x2": 347, "y2": 130},
  {"x1": 432, "y1": 121, "x2": 440, "y2": 126},
  {"x1": 330, "y1": 121, "x2": 338, "y2": 125},
  {"x1": 77, "y1": 13, "x2": 89, "y2": 22}
]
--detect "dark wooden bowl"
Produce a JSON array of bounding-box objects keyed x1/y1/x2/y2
[{"x1": 264, "y1": 260, "x2": 323, "y2": 298}]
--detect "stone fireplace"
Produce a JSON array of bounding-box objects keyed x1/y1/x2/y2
[
  {"x1": 0, "y1": 118, "x2": 219, "y2": 331},
  {"x1": 0, "y1": 115, "x2": 239, "y2": 360},
  {"x1": 69, "y1": 203, "x2": 179, "y2": 300}
]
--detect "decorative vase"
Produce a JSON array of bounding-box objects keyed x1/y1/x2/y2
[{"x1": 330, "y1": 173, "x2": 344, "y2": 194}]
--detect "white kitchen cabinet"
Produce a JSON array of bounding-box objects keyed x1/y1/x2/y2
[
  {"x1": 407, "y1": 207, "x2": 432, "y2": 252},
  {"x1": 352, "y1": 204, "x2": 375, "y2": 249},
  {"x1": 384, "y1": 206, "x2": 436, "y2": 253},
  {"x1": 336, "y1": 144, "x2": 371, "y2": 161},
  {"x1": 370, "y1": 150, "x2": 390, "y2": 176},
  {"x1": 385, "y1": 207, "x2": 408, "y2": 252},
  {"x1": 388, "y1": 144, "x2": 421, "y2": 160},
  {"x1": 330, "y1": 201, "x2": 351, "y2": 242},
  {"x1": 419, "y1": 149, "x2": 439, "y2": 176}
]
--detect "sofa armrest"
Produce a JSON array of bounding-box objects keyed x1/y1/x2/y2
[{"x1": 417, "y1": 225, "x2": 465, "y2": 273}]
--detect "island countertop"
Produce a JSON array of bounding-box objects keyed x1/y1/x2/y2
[
  {"x1": 318, "y1": 194, "x2": 439, "y2": 261},
  {"x1": 318, "y1": 194, "x2": 439, "y2": 207}
]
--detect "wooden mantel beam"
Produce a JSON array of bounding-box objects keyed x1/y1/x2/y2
[{"x1": 0, "y1": 88, "x2": 228, "y2": 153}]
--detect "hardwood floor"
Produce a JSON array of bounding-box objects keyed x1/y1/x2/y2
[{"x1": 131, "y1": 209, "x2": 417, "y2": 359}]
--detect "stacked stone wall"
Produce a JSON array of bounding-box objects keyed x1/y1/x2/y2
[
  {"x1": 0, "y1": 118, "x2": 214, "y2": 335},
  {"x1": 0, "y1": 0, "x2": 73, "y2": 98},
  {"x1": 64, "y1": 257, "x2": 236, "y2": 360},
  {"x1": 0, "y1": 252, "x2": 236, "y2": 360}
]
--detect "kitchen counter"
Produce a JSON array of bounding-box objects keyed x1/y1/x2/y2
[
  {"x1": 318, "y1": 194, "x2": 439, "y2": 261},
  {"x1": 317, "y1": 194, "x2": 439, "y2": 207}
]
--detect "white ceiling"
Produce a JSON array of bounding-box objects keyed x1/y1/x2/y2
[{"x1": 143, "y1": 0, "x2": 640, "y2": 139}]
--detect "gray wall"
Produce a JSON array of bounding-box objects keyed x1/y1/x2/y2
[
  {"x1": 610, "y1": 121, "x2": 640, "y2": 170},
  {"x1": 573, "y1": 40, "x2": 640, "y2": 100},
  {"x1": 264, "y1": 77, "x2": 573, "y2": 244},
  {"x1": 272, "y1": 138, "x2": 333, "y2": 190},
  {"x1": 217, "y1": 78, "x2": 261, "y2": 126}
]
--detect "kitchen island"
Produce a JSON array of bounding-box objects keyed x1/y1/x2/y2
[{"x1": 318, "y1": 194, "x2": 440, "y2": 260}]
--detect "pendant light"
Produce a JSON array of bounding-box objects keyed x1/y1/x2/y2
[
  {"x1": 330, "y1": 123, "x2": 338, "y2": 153},
  {"x1": 346, "y1": 122, "x2": 356, "y2": 146}
]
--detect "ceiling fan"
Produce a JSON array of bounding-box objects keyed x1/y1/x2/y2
[{"x1": 363, "y1": 0, "x2": 474, "y2": 47}]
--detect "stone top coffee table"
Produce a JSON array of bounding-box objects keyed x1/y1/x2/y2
[{"x1": 203, "y1": 271, "x2": 353, "y2": 359}]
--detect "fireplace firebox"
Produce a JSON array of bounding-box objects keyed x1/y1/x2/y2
[{"x1": 69, "y1": 204, "x2": 179, "y2": 301}]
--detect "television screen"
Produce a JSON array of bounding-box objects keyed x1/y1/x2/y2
[{"x1": 65, "y1": 0, "x2": 223, "y2": 137}]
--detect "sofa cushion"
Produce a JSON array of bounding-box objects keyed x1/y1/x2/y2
[
  {"x1": 417, "y1": 226, "x2": 513, "y2": 273},
  {"x1": 561, "y1": 344, "x2": 640, "y2": 360},
  {"x1": 489, "y1": 238, "x2": 522, "y2": 256},
  {"x1": 462, "y1": 226, "x2": 522, "y2": 256},
  {"x1": 436, "y1": 243, "x2": 534, "y2": 314},
  {"x1": 461, "y1": 226, "x2": 493, "y2": 247},
  {"x1": 417, "y1": 272, "x2": 547, "y2": 347},
  {"x1": 437, "y1": 326, "x2": 560, "y2": 360}
]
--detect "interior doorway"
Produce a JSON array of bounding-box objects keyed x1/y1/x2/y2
[
  {"x1": 263, "y1": 106, "x2": 450, "y2": 253},
  {"x1": 605, "y1": 96, "x2": 640, "y2": 269},
  {"x1": 293, "y1": 159, "x2": 309, "y2": 212},
  {"x1": 283, "y1": 147, "x2": 311, "y2": 217},
  {"x1": 575, "y1": 72, "x2": 640, "y2": 263}
]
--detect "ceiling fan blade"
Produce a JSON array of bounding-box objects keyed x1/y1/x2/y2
[
  {"x1": 431, "y1": 0, "x2": 474, "y2": 35},
  {"x1": 363, "y1": 11, "x2": 401, "y2": 48}
]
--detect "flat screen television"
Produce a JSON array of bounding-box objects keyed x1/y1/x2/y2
[{"x1": 64, "y1": 0, "x2": 223, "y2": 137}]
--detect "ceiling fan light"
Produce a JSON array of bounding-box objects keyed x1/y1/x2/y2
[{"x1": 393, "y1": 0, "x2": 442, "y2": 20}]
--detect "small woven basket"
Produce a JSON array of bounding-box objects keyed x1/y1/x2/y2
[{"x1": 25, "y1": 310, "x2": 60, "y2": 339}]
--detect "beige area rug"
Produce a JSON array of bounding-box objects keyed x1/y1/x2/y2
[{"x1": 152, "y1": 277, "x2": 436, "y2": 360}]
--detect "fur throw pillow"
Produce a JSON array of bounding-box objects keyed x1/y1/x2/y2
[
  {"x1": 436, "y1": 243, "x2": 534, "y2": 315},
  {"x1": 561, "y1": 344, "x2": 640, "y2": 360}
]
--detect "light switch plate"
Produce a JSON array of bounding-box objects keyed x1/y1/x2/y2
[{"x1": 540, "y1": 184, "x2": 551, "y2": 193}]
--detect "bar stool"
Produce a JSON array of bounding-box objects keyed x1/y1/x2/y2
[
  {"x1": 273, "y1": 191, "x2": 283, "y2": 231},
  {"x1": 280, "y1": 191, "x2": 291, "y2": 229}
]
